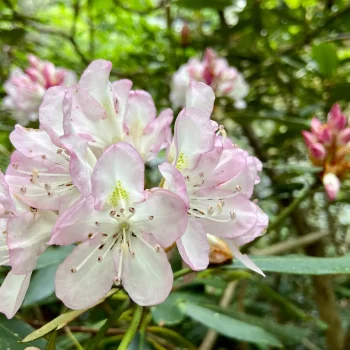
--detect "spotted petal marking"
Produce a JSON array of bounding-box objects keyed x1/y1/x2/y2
[
  {"x1": 176, "y1": 152, "x2": 189, "y2": 171},
  {"x1": 109, "y1": 180, "x2": 129, "y2": 206}
]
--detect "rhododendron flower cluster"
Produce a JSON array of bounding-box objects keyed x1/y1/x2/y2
[
  {"x1": 3, "y1": 55, "x2": 76, "y2": 125},
  {"x1": 302, "y1": 104, "x2": 350, "y2": 200},
  {"x1": 170, "y1": 48, "x2": 249, "y2": 110},
  {"x1": 0, "y1": 59, "x2": 267, "y2": 319}
]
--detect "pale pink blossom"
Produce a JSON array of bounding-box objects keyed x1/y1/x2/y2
[
  {"x1": 3, "y1": 55, "x2": 76, "y2": 125},
  {"x1": 50, "y1": 142, "x2": 188, "y2": 309},
  {"x1": 161, "y1": 81, "x2": 267, "y2": 274},
  {"x1": 170, "y1": 48, "x2": 249, "y2": 109},
  {"x1": 302, "y1": 104, "x2": 350, "y2": 200},
  {"x1": 322, "y1": 173, "x2": 341, "y2": 201},
  {"x1": 0, "y1": 172, "x2": 57, "y2": 319}
]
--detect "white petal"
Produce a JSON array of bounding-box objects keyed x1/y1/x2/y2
[
  {"x1": 177, "y1": 217, "x2": 209, "y2": 271},
  {"x1": 55, "y1": 234, "x2": 116, "y2": 309},
  {"x1": 0, "y1": 271, "x2": 32, "y2": 319},
  {"x1": 121, "y1": 234, "x2": 173, "y2": 306},
  {"x1": 7, "y1": 211, "x2": 57, "y2": 274},
  {"x1": 91, "y1": 143, "x2": 145, "y2": 209},
  {"x1": 132, "y1": 188, "x2": 188, "y2": 248}
]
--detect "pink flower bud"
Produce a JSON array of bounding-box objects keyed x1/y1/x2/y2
[
  {"x1": 319, "y1": 127, "x2": 332, "y2": 144},
  {"x1": 311, "y1": 117, "x2": 322, "y2": 135},
  {"x1": 302, "y1": 131, "x2": 317, "y2": 148},
  {"x1": 322, "y1": 173, "x2": 340, "y2": 201},
  {"x1": 309, "y1": 143, "x2": 326, "y2": 160},
  {"x1": 328, "y1": 104, "x2": 347, "y2": 131},
  {"x1": 27, "y1": 54, "x2": 41, "y2": 68},
  {"x1": 339, "y1": 128, "x2": 350, "y2": 145}
]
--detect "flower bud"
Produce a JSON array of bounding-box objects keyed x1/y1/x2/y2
[
  {"x1": 207, "y1": 233, "x2": 233, "y2": 264},
  {"x1": 302, "y1": 131, "x2": 317, "y2": 148},
  {"x1": 309, "y1": 143, "x2": 326, "y2": 160},
  {"x1": 310, "y1": 117, "x2": 322, "y2": 135},
  {"x1": 322, "y1": 173, "x2": 341, "y2": 201},
  {"x1": 180, "y1": 22, "x2": 190, "y2": 47},
  {"x1": 339, "y1": 127, "x2": 350, "y2": 145},
  {"x1": 328, "y1": 104, "x2": 347, "y2": 131},
  {"x1": 319, "y1": 127, "x2": 332, "y2": 145}
]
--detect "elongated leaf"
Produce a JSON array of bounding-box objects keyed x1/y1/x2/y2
[
  {"x1": 179, "y1": 302, "x2": 283, "y2": 348},
  {"x1": 0, "y1": 315, "x2": 47, "y2": 350},
  {"x1": 206, "y1": 305, "x2": 309, "y2": 345},
  {"x1": 23, "y1": 264, "x2": 58, "y2": 307},
  {"x1": 225, "y1": 254, "x2": 350, "y2": 275},
  {"x1": 312, "y1": 43, "x2": 338, "y2": 78},
  {"x1": 46, "y1": 332, "x2": 57, "y2": 350},
  {"x1": 36, "y1": 246, "x2": 74, "y2": 270},
  {"x1": 21, "y1": 288, "x2": 119, "y2": 343}
]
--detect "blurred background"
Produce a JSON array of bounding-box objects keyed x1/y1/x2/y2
[{"x1": 1, "y1": 0, "x2": 350, "y2": 349}]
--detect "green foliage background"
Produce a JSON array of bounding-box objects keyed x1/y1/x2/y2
[{"x1": 1, "y1": 0, "x2": 350, "y2": 349}]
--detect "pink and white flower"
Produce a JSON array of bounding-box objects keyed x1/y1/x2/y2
[
  {"x1": 0, "y1": 172, "x2": 57, "y2": 319},
  {"x1": 302, "y1": 104, "x2": 350, "y2": 200},
  {"x1": 170, "y1": 48, "x2": 249, "y2": 109},
  {"x1": 161, "y1": 81, "x2": 267, "y2": 274},
  {"x1": 3, "y1": 55, "x2": 76, "y2": 125},
  {"x1": 50, "y1": 142, "x2": 188, "y2": 309}
]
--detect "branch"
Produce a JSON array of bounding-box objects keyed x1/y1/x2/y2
[
  {"x1": 112, "y1": 0, "x2": 165, "y2": 15},
  {"x1": 250, "y1": 231, "x2": 329, "y2": 256}
]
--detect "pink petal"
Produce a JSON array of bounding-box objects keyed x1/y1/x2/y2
[
  {"x1": 185, "y1": 80, "x2": 215, "y2": 118},
  {"x1": 199, "y1": 194, "x2": 258, "y2": 238},
  {"x1": 91, "y1": 143, "x2": 145, "y2": 210},
  {"x1": 174, "y1": 107, "x2": 215, "y2": 170},
  {"x1": 60, "y1": 134, "x2": 95, "y2": 197},
  {"x1": 158, "y1": 162, "x2": 189, "y2": 207},
  {"x1": 328, "y1": 104, "x2": 347, "y2": 131},
  {"x1": 39, "y1": 86, "x2": 66, "y2": 146},
  {"x1": 309, "y1": 143, "x2": 326, "y2": 160},
  {"x1": 121, "y1": 234, "x2": 173, "y2": 306},
  {"x1": 302, "y1": 131, "x2": 317, "y2": 148},
  {"x1": 132, "y1": 188, "x2": 188, "y2": 248},
  {"x1": 7, "y1": 211, "x2": 57, "y2": 274},
  {"x1": 55, "y1": 234, "x2": 116, "y2": 309},
  {"x1": 225, "y1": 240, "x2": 265, "y2": 276},
  {"x1": 177, "y1": 217, "x2": 209, "y2": 271},
  {"x1": 50, "y1": 195, "x2": 116, "y2": 246},
  {"x1": 10, "y1": 125, "x2": 62, "y2": 163},
  {"x1": 0, "y1": 171, "x2": 15, "y2": 215},
  {"x1": 339, "y1": 128, "x2": 350, "y2": 144},
  {"x1": 0, "y1": 271, "x2": 32, "y2": 319},
  {"x1": 310, "y1": 117, "x2": 322, "y2": 135},
  {"x1": 125, "y1": 90, "x2": 157, "y2": 130},
  {"x1": 0, "y1": 218, "x2": 10, "y2": 265},
  {"x1": 79, "y1": 60, "x2": 117, "y2": 121},
  {"x1": 231, "y1": 205, "x2": 268, "y2": 246}
]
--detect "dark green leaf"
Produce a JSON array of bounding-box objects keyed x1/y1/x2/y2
[
  {"x1": 23, "y1": 264, "x2": 58, "y2": 307},
  {"x1": 0, "y1": 315, "x2": 47, "y2": 350},
  {"x1": 312, "y1": 43, "x2": 338, "y2": 78},
  {"x1": 177, "y1": 0, "x2": 232, "y2": 10},
  {"x1": 179, "y1": 302, "x2": 283, "y2": 348},
  {"x1": 225, "y1": 254, "x2": 350, "y2": 275},
  {"x1": 36, "y1": 246, "x2": 74, "y2": 270}
]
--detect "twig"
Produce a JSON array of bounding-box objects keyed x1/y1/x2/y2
[
  {"x1": 250, "y1": 231, "x2": 329, "y2": 256},
  {"x1": 199, "y1": 281, "x2": 238, "y2": 350},
  {"x1": 112, "y1": 0, "x2": 165, "y2": 15}
]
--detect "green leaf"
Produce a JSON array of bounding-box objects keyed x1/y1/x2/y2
[
  {"x1": 312, "y1": 43, "x2": 338, "y2": 78},
  {"x1": 21, "y1": 288, "x2": 118, "y2": 343},
  {"x1": 225, "y1": 254, "x2": 350, "y2": 275},
  {"x1": 206, "y1": 305, "x2": 309, "y2": 345},
  {"x1": 36, "y1": 246, "x2": 74, "y2": 270},
  {"x1": 179, "y1": 302, "x2": 283, "y2": 348},
  {"x1": 0, "y1": 315, "x2": 47, "y2": 350},
  {"x1": 23, "y1": 264, "x2": 58, "y2": 307}
]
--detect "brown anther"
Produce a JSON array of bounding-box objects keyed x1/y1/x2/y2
[
  {"x1": 120, "y1": 208, "x2": 125, "y2": 213},
  {"x1": 148, "y1": 215, "x2": 154, "y2": 220},
  {"x1": 95, "y1": 221, "x2": 100, "y2": 226},
  {"x1": 236, "y1": 184, "x2": 242, "y2": 192},
  {"x1": 71, "y1": 268, "x2": 77, "y2": 273},
  {"x1": 110, "y1": 210, "x2": 116, "y2": 217},
  {"x1": 41, "y1": 154, "x2": 47, "y2": 160},
  {"x1": 129, "y1": 207, "x2": 135, "y2": 213},
  {"x1": 88, "y1": 233, "x2": 93, "y2": 238},
  {"x1": 20, "y1": 187, "x2": 26, "y2": 194},
  {"x1": 98, "y1": 256, "x2": 103, "y2": 262}
]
